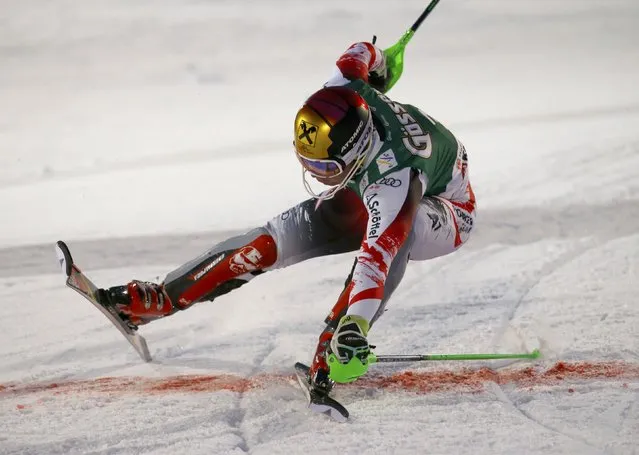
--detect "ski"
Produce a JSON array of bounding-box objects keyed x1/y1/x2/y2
[
  {"x1": 54, "y1": 240, "x2": 152, "y2": 362},
  {"x1": 293, "y1": 362, "x2": 349, "y2": 423}
]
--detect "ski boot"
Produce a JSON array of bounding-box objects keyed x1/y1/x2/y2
[
  {"x1": 326, "y1": 315, "x2": 371, "y2": 383},
  {"x1": 307, "y1": 329, "x2": 335, "y2": 397},
  {"x1": 98, "y1": 280, "x2": 176, "y2": 329}
]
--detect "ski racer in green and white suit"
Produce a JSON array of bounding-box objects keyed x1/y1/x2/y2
[{"x1": 100, "y1": 41, "x2": 476, "y2": 397}]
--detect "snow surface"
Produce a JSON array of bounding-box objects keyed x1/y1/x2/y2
[{"x1": 1, "y1": 0, "x2": 638, "y2": 454}]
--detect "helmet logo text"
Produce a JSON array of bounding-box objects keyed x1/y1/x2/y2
[{"x1": 341, "y1": 120, "x2": 364, "y2": 153}]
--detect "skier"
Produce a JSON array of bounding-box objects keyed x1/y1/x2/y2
[{"x1": 99, "y1": 41, "x2": 476, "y2": 396}]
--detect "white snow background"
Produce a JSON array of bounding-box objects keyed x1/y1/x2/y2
[{"x1": 1, "y1": 0, "x2": 638, "y2": 454}]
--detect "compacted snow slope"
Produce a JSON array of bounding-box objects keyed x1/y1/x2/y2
[{"x1": 0, "y1": 1, "x2": 638, "y2": 454}]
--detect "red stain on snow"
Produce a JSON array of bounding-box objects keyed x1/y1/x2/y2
[
  {"x1": 147, "y1": 375, "x2": 253, "y2": 393},
  {"x1": 1, "y1": 374, "x2": 259, "y2": 396},
  {"x1": 1, "y1": 361, "x2": 637, "y2": 399},
  {"x1": 360, "y1": 361, "x2": 639, "y2": 393}
]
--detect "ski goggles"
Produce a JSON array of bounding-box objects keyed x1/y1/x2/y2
[
  {"x1": 295, "y1": 153, "x2": 345, "y2": 178},
  {"x1": 295, "y1": 131, "x2": 373, "y2": 179}
]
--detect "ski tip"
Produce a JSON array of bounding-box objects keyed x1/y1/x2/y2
[
  {"x1": 55, "y1": 241, "x2": 73, "y2": 276},
  {"x1": 309, "y1": 400, "x2": 349, "y2": 423},
  {"x1": 530, "y1": 348, "x2": 542, "y2": 359},
  {"x1": 294, "y1": 362, "x2": 350, "y2": 423}
]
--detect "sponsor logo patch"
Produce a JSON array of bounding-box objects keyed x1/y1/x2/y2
[
  {"x1": 453, "y1": 207, "x2": 474, "y2": 234},
  {"x1": 230, "y1": 246, "x2": 263, "y2": 274},
  {"x1": 190, "y1": 254, "x2": 225, "y2": 281},
  {"x1": 378, "y1": 177, "x2": 401, "y2": 188},
  {"x1": 428, "y1": 213, "x2": 442, "y2": 231},
  {"x1": 365, "y1": 193, "x2": 382, "y2": 239},
  {"x1": 456, "y1": 143, "x2": 468, "y2": 179},
  {"x1": 297, "y1": 120, "x2": 318, "y2": 147},
  {"x1": 376, "y1": 150, "x2": 398, "y2": 174},
  {"x1": 378, "y1": 93, "x2": 433, "y2": 158}
]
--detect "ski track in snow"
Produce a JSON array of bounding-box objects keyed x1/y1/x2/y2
[
  {"x1": 491, "y1": 239, "x2": 597, "y2": 346},
  {"x1": 488, "y1": 382, "x2": 600, "y2": 453},
  {"x1": 230, "y1": 330, "x2": 279, "y2": 453}
]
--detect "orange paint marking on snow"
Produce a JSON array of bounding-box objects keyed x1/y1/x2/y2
[
  {"x1": 147, "y1": 374, "x2": 254, "y2": 394},
  {"x1": 0, "y1": 374, "x2": 267, "y2": 397},
  {"x1": 360, "y1": 361, "x2": 639, "y2": 393},
  {"x1": 1, "y1": 361, "x2": 637, "y2": 399}
]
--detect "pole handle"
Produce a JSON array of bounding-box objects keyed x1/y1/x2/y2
[{"x1": 380, "y1": 0, "x2": 442, "y2": 92}]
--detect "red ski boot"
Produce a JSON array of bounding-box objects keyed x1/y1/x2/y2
[
  {"x1": 101, "y1": 280, "x2": 176, "y2": 327},
  {"x1": 308, "y1": 329, "x2": 335, "y2": 396}
]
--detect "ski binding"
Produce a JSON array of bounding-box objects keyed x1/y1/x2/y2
[
  {"x1": 55, "y1": 240, "x2": 152, "y2": 362},
  {"x1": 294, "y1": 362, "x2": 349, "y2": 422}
]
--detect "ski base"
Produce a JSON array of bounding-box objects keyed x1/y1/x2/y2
[
  {"x1": 294, "y1": 362, "x2": 349, "y2": 422},
  {"x1": 55, "y1": 241, "x2": 152, "y2": 362}
]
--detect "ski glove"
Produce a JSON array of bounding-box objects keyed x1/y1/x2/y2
[
  {"x1": 367, "y1": 55, "x2": 388, "y2": 93},
  {"x1": 327, "y1": 315, "x2": 371, "y2": 383},
  {"x1": 368, "y1": 70, "x2": 388, "y2": 94},
  {"x1": 370, "y1": 38, "x2": 409, "y2": 93}
]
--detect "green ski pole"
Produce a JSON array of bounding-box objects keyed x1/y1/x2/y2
[
  {"x1": 328, "y1": 349, "x2": 541, "y2": 383},
  {"x1": 382, "y1": 0, "x2": 442, "y2": 92},
  {"x1": 368, "y1": 349, "x2": 541, "y2": 364}
]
